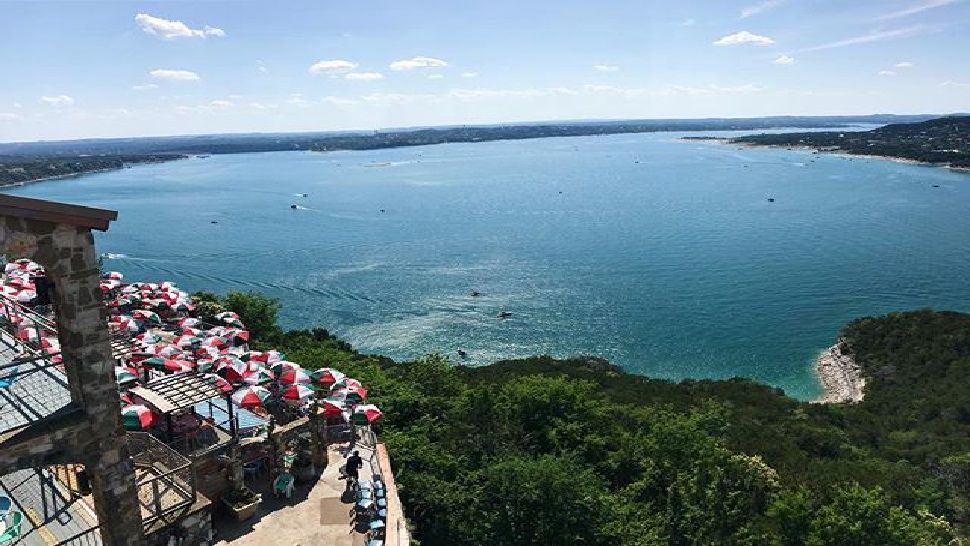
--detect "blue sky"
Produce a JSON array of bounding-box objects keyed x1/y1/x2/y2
[{"x1": 1, "y1": 0, "x2": 968, "y2": 141}]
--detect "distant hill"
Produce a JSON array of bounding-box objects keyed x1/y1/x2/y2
[
  {"x1": 0, "y1": 114, "x2": 953, "y2": 187},
  {"x1": 730, "y1": 115, "x2": 970, "y2": 168},
  {"x1": 0, "y1": 114, "x2": 941, "y2": 156}
]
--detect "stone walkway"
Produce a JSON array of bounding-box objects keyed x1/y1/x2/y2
[{"x1": 213, "y1": 444, "x2": 373, "y2": 546}]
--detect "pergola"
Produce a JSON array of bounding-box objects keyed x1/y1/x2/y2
[{"x1": 129, "y1": 373, "x2": 236, "y2": 451}]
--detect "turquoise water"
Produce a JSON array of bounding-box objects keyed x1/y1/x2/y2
[{"x1": 6, "y1": 132, "x2": 970, "y2": 398}]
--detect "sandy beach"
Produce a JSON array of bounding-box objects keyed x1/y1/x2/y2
[
  {"x1": 681, "y1": 137, "x2": 970, "y2": 174},
  {"x1": 814, "y1": 339, "x2": 865, "y2": 404}
]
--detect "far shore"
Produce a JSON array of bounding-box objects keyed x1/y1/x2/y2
[
  {"x1": 682, "y1": 137, "x2": 970, "y2": 174},
  {"x1": 0, "y1": 156, "x2": 190, "y2": 189}
]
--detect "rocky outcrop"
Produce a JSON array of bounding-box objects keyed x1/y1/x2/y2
[{"x1": 815, "y1": 339, "x2": 865, "y2": 403}]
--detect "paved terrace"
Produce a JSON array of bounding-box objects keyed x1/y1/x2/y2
[{"x1": 214, "y1": 440, "x2": 406, "y2": 546}]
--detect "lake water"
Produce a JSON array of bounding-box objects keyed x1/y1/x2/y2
[{"x1": 6, "y1": 132, "x2": 970, "y2": 399}]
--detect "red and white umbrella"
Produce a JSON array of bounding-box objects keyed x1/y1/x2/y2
[
  {"x1": 351, "y1": 404, "x2": 383, "y2": 425},
  {"x1": 278, "y1": 367, "x2": 312, "y2": 386},
  {"x1": 178, "y1": 317, "x2": 202, "y2": 329},
  {"x1": 321, "y1": 399, "x2": 346, "y2": 416},
  {"x1": 202, "y1": 373, "x2": 233, "y2": 394},
  {"x1": 312, "y1": 368, "x2": 346, "y2": 387},
  {"x1": 103, "y1": 271, "x2": 124, "y2": 281},
  {"x1": 142, "y1": 357, "x2": 194, "y2": 374},
  {"x1": 231, "y1": 385, "x2": 272, "y2": 409},
  {"x1": 280, "y1": 384, "x2": 315, "y2": 403},
  {"x1": 122, "y1": 404, "x2": 156, "y2": 430}
]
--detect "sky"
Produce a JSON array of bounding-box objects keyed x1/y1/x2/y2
[{"x1": 0, "y1": 0, "x2": 968, "y2": 142}]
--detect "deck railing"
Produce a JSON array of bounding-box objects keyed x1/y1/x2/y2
[{"x1": 127, "y1": 431, "x2": 197, "y2": 531}]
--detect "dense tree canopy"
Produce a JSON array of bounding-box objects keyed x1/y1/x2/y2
[{"x1": 216, "y1": 299, "x2": 970, "y2": 545}]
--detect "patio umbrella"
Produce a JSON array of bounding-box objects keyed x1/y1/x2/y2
[
  {"x1": 121, "y1": 404, "x2": 156, "y2": 430},
  {"x1": 244, "y1": 369, "x2": 276, "y2": 385},
  {"x1": 178, "y1": 317, "x2": 202, "y2": 329},
  {"x1": 115, "y1": 365, "x2": 140, "y2": 383},
  {"x1": 280, "y1": 384, "x2": 315, "y2": 403},
  {"x1": 312, "y1": 368, "x2": 346, "y2": 387},
  {"x1": 322, "y1": 399, "x2": 345, "y2": 416},
  {"x1": 329, "y1": 386, "x2": 367, "y2": 404},
  {"x1": 352, "y1": 404, "x2": 383, "y2": 425},
  {"x1": 132, "y1": 309, "x2": 162, "y2": 325},
  {"x1": 217, "y1": 359, "x2": 255, "y2": 384},
  {"x1": 100, "y1": 279, "x2": 122, "y2": 292},
  {"x1": 269, "y1": 360, "x2": 300, "y2": 375},
  {"x1": 103, "y1": 271, "x2": 124, "y2": 281},
  {"x1": 154, "y1": 345, "x2": 184, "y2": 358},
  {"x1": 332, "y1": 377, "x2": 364, "y2": 391},
  {"x1": 202, "y1": 336, "x2": 228, "y2": 349},
  {"x1": 196, "y1": 358, "x2": 217, "y2": 373},
  {"x1": 215, "y1": 311, "x2": 245, "y2": 327},
  {"x1": 232, "y1": 385, "x2": 272, "y2": 409},
  {"x1": 142, "y1": 357, "x2": 194, "y2": 374},
  {"x1": 172, "y1": 335, "x2": 202, "y2": 348},
  {"x1": 134, "y1": 332, "x2": 163, "y2": 344},
  {"x1": 278, "y1": 367, "x2": 312, "y2": 386},
  {"x1": 202, "y1": 373, "x2": 233, "y2": 394}
]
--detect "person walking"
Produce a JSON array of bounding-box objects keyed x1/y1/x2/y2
[{"x1": 346, "y1": 450, "x2": 363, "y2": 490}]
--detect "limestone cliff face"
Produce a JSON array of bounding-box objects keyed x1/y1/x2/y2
[{"x1": 815, "y1": 339, "x2": 865, "y2": 404}]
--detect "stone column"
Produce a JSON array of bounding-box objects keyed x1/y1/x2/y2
[{"x1": 28, "y1": 222, "x2": 146, "y2": 546}]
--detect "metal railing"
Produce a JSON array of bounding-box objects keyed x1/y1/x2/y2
[{"x1": 127, "y1": 432, "x2": 197, "y2": 531}]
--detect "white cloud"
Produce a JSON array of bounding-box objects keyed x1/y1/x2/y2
[
  {"x1": 0, "y1": 113, "x2": 20, "y2": 121},
  {"x1": 176, "y1": 100, "x2": 233, "y2": 113},
  {"x1": 286, "y1": 94, "x2": 310, "y2": 106},
  {"x1": 878, "y1": 70, "x2": 897, "y2": 76},
  {"x1": 895, "y1": 61, "x2": 914, "y2": 68},
  {"x1": 940, "y1": 80, "x2": 970, "y2": 88},
  {"x1": 308, "y1": 60, "x2": 357, "y2": 75},
  {"x1": 248, "y1": 102, "x2": 279, "y2": 109},
  {"x1": 713, "y1": 30, "x2": 775, "y2": 46},
  {"x1": 132, "y1": 83, "x2": 159, "y2": 91},
  {"x1": 876, "y1": 0, "x2": 957, "y2": 20},
  {"x1": 321, "y1": 96, "x2": 359, "y2": 105},
  {"x1": 389, "y1": 56, "x2": 448, "y2": 70},
  {"x1": 135, "y1": 13, "x2": 225, "y2": 39},
  {"x1": 428, "y1": 73, "x2": 445, "y2": 80},
  {"x1": 41, "y1": 95, "x2": 74, "y2": 105},
  {"x1": 664, "y1": 83, "x2": 763, "y2": 95},
  {"x1": 593, "y1": 64, "x2": 620, "y2": 72},
  {"x1": 460, "y1": 72, "x2": 479, "y2": 78},
  {"x1": 447, "y1": 87, "x2": 578, "y2": 100},
  {"x1": 799, "y1": 25, "x2": 933, "y2": 52},
  {"x1": 681, "y1": 18, "x2": 697, "y2": 26},
  {"x1": 256, "y1": 60, "x2": 268, "y2": 73},
  {"x1": 772, "y1": 55, "x2": 795, "y2": 65},
  {"x1": 150, "y1": 69, "x2": 200, "y2": 81},
  {"x1": 741, "y1": 0, "x2": 784, "y2": 18},
  {"x1": 345, "y1": 72, "x2": 384, "y2": 81}
]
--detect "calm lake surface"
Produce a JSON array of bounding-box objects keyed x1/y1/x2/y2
[{"x1": 7, "y1": 132, "x2": 970, "y2": 398}]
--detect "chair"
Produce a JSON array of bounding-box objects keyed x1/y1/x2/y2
[
  {"x1": 273, "y1": 473, "x2": 294, "y2": 499},
  {"x1": 0, "y1": 367, "x2": 18, "y2": 389},
  {"x1": 0, "y1": 511, "x2": 24, "y2": 543},
  {"x1": 0, "y1": 497, "x2": 9, "y2": 516}
]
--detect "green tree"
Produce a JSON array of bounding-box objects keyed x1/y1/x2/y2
[
  {"x1": 221, "y1": 290, "x2": 281, "y2": 341},
  {"x1": 806, "y1": 484, "x2": 955, "y2": 546}
]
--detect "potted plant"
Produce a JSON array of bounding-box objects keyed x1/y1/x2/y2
[{"x1": 222, "y1": 486, "x2": 261, "y2": 521}]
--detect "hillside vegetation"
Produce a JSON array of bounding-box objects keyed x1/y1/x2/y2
[
  {"x1": 732, "y1": 116, "x2": 970, "y2": 168},
  {"x1": 208, "y1": 292, "x2": 970, "y2": 545}
]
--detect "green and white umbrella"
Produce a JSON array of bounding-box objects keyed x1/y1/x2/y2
[{"x1": 121, "y1": 404, "x2": 156, "y2": 430}]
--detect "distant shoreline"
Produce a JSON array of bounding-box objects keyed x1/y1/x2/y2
[
  {"x1": 681, "y1": 137, "x2": 970, "y2": 173},
  {"x1": 0, "y1": 156, "x2": 188, "y2": 189}
]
